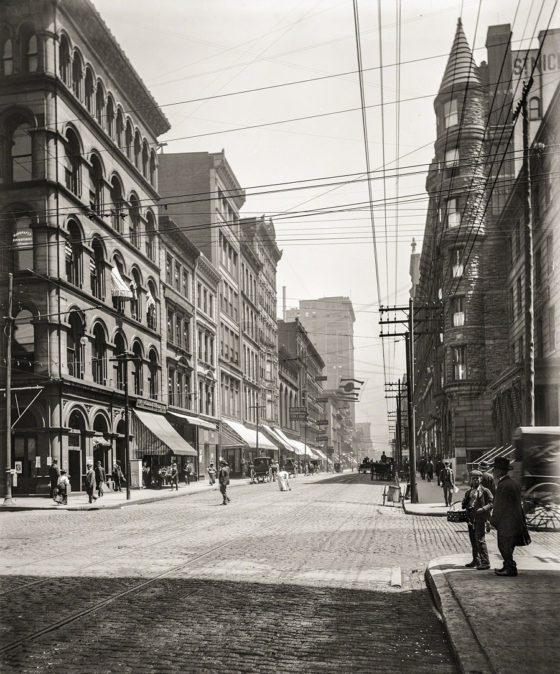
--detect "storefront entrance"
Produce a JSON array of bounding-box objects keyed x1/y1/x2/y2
[{"x1": 13, "y1": 434, "x2": 38, "y2": 494}]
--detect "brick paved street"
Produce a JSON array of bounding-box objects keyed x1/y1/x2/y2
[{"x1": 0, "y1": 473, "x2": 479, "y2": 672}]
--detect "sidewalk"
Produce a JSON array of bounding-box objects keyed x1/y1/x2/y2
[
  {"x1": 0, "y1": 471, "x2": 338, "y2": 512},
  {"x1": 403, "y1": 474, "x2": 468, "y2": 516},
  {"x1": 426, "y1": 536, "x2": 560, "y2": 674}
]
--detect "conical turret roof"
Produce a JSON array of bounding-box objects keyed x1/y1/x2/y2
[{"x1": 439, "y1": 18, "x2": 481, "y2": 93}]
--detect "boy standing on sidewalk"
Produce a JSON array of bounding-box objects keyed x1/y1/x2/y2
[{"x1": 462, "y1": 470, "x2": 493, "y2": 570}]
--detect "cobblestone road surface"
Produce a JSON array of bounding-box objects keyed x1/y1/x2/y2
[{"x1": 0, "y1": 472, "x2": 506, "y2": 673}]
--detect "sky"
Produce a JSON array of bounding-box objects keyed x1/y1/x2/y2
[{"x1": 92, "y1": 0, "x2": 558, "y2": 453}]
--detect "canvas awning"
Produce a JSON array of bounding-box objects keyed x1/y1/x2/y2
[
  {"x1": 92, "y1": 435, "x2": 111, "y2": 448},
  {"x1": 262, "y1": 425, "x2": 291, "y2": 452},
  {"x1": 313, "y1": 448, "x2": 327, "y2": 461},
  {"x1": 133, "y1": 409, "x2": 197, "y2": 456},
  {"x1": 222, "y1": 418, "x2": 276, "y2": 451},
  {"x1": 168, "y1": 411, "x2": 217, "y2": 430},
  {"x1": 111, "y1": 266, "x2": 133, "y2": 298}
]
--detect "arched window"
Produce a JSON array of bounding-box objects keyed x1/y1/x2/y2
[
  {"x1": 115, "y1": 107, "x2": 124, "y2": 148},
  {"x1": 92, "y1": 322, "x2": 107, "y2": 385},
  {"x1": 125, "y1": 119, "x2": 133, "y2": 160},
  {"x1": 1, "y1": 30, "x2": 13, "y2": 76},
  {"x1": 12, "y1": 214, "x2": 34, "y2": 270},
  {"x1": 72, "y1": 50, "x2": 83, "y2": 99},
  {"x1": 10, "y1": 120, "x2": 33, "y2": 182},
  {"x1": 64, "y1": 128, "x2": 81, "y2": 195},
  {"x1": 95, "y1": 80, "x2": 105, "y2": 125},
  {"x1": 105, "y1": 94, "x2": 115, "y2": 137},
  {"x1": 114, "y1": 333, "x2": 126, "y2": 391},
  {"x1": 147, "y1": 280, "x2": 157, "y2": 330},
  {"x1": 88, "y1": 154, "x2": 104, "y2": 214},
  {"x1": 13, "y1": 309, "x2": 34, "y2": 372},
  {"x1": 110, "y1": 175, "x2": 124, "y2": 233},
  {"x1": 529, "y1": 96, "x2": 542, "y2": 121},
  {"x1": 84, "y1": 67, "x2": 94, "y2": 114},
  {"x1": 134, "y1": 130, "x2": 141, "y2": 169},
  {"x1": 59, "y1": 34, "x2": 70, "y2": 84},
  {"x1": 130, "y1": 268, "x2": 142, "y2": 321},
  {"x1": 67, "y1": 311, "x2": 84, "y2": 378},
  {"x1": 148, "y1": 348, "x2": 158, "y2": 399},
  {"x1": 112, "y1": 254, "x2": 129, "y2": 314},
  {"x1": 65, "y1": 220, "x2": 82, "y2": 286},
  {"x1": 90, "y1": 237, "x2": 105, "y2": 300},
  {"x1": 132, "y1": 341, "x2": 143, "y2": 396},
  {"x1": 142, "y1": 140, "x2": 149, "y2": 177},
  {"x1": 26, "y1": 34, "x2": 38, "y2": 73},
  {"x1": 129, "y1": 193, "x2": 140, "y2": 248},
  {"x1": 149, "y1": 150, "x2": 157, "y2": 186},
  {"x1": 145, "y1": 210, "x2": 156, "y2": 261}
]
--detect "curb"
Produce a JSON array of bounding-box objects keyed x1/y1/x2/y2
[
  {"x1": 402, "y1": 502, "x2": 448, "y2": 517},
  {"x1": 425, "y1": 559, "x2": 493, "y2": 674}
]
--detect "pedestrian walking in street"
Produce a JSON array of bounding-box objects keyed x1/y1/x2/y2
[
  {"x1": 218, "y1": 458, "x2": 231, "y2": 505},
  {"x1": 208, "y1": 462, "x2": 217, "y2": 486},
  {"x1": 55, "y1": 469, "x2": 71, "y2": 505},
  {"x1": 112, "y1": 460, "x2": 125, "y2": 492},
  {"x1": 419, "y1": 456, "x2": 427, "y2": 481},
  {"x1": 85, "y1": 463, "x2": 97, "y2": 504},
  {"x1": 426, "y1": 458, "x2": 434, "y2": 482},
  {"x1": 142, "y1": 461, "x2": 151, "y2": 489},
  {"x1": 170, "y1": 461, "x2": 179, "y2": 491},
  {"x1": 271, "y1": 459, "x2": 279, "y2": 482},
  {"x1": 49, "y1": 458, "x2": 60, "y2": 499},
  {"x1": 462, "y1": 470, "x2": 493, "y2": 570},
  {"x1": 439, "y1": 460, "x2": 455, "y2": 507},
  {"x1": 490, "y1": 457, "x2": 531, "y2": 577},
  {"x1": 479, "y1": 460, "x2": 496, "y2": 496},
  {"x1": 277, "y1": 469, "x2": 291, "y2": 491},
  {"x1": 95, "y1": 460, "x2": 106, "y2": 498},
  {"x1": 435, "y1": 457, "x2": 444, "y2": 486}
]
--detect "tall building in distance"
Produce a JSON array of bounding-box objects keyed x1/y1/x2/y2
[{"x1": 286, "y1": 296, "x2": 355, "y2": 391}]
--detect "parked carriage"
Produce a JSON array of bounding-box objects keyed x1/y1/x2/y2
[
  {"x1": 514, "y1": 427, "x2": 560, "y2": 531},
  {"x1": 253, "y1": 456, "x2": 272, "y2": 483}
]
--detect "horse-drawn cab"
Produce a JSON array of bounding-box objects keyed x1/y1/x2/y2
[{"x1": 253, "y1": 456, "x2": 272, "y2": 483}]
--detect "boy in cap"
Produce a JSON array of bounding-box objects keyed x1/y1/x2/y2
[
  {"x1": 490, "y1": 456, "x2": 531, "y2": 576},
  {"x1": 218, "y1": 458, "x2": 231, "y2": 505},
  {"x1": 461, "y1": 470, "x2": 493, "y2": 569},
  {"x1": 85, "y1": 462, "x2": 97, "y2": 503}
]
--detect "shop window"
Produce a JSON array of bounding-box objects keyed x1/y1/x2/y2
[{"x1": 13, "y1": 309, "x2": 34, "y2": 372}]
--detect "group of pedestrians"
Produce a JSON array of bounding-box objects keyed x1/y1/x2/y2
[
  {"x1": 460, "y1": 457, "x2": 531, "y2": 577},
  {"x1": 49, "y1": 458, "x2": 109, "y2": 505}
]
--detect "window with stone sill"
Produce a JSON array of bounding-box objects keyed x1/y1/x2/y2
[
  {"x1": 443, "y1": 99, "x2": 458, "y2": 129},
  {"x1": 2, "y1": 34, "x2": 14, "y2": 75},
  {"x1": 452, "y1": 346, "x2": 466, "y2": 381}
]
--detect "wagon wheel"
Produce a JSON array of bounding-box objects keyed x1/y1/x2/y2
[{"x1": 523, "y1": 482, "x2": 560, "y2": 531}]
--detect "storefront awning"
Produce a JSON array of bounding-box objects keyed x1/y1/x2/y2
[
  {"x1": 111, "y1": 266, "x2": 133, "y2": 298},
  {"x1": 220, "y1": 424, "x2": 245, "y2": 448},
  {"x1": 222, "y1": 418, "x2": 276, "y2": 451},
  {"x1": 262, "y1": 425, "x2": 290, "y2": 452},
  {"x1": 133, "y1": 409, "x2": 197, "y2": 456},
  {"x1": 92, "y1": 435, "x2": 111, "y2": 448},
  {"x1": 313, "y1": 448, "x2": 327, "y2": 460},
  {"x1": 289, "y1": 439, "x2": 319, "y2": 460},
  {"x1": 168, "y1": 411, "x2": 217, "y2": 430}
]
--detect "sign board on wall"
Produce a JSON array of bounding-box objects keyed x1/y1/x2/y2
[{"x1": 15, "y1": 461, "x2": 23, "y2": 474}]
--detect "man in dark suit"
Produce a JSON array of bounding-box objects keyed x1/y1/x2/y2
[
  {"x1": 94, "y1": 460, "x2": 106, "y2": 498},
  {"x1": 85, "y1": 463, "x2": 97, "y2": 503},
  {"x1": 490, "y1": 456, "x2": 531, "y2": 576},
  {"x1": 49, "y1": 459, "x2": 61, "y2": 499},
  {"x1": 218, "y1": 458, "x2": 231, "y2": 506}
]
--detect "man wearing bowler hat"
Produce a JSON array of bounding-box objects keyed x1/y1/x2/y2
[
  {"x1": 478, "y1": 460, "x2": 496, "y2": 496},
  {"x1": 490, "y1": 456, "x2": 531, "y2": 576}
]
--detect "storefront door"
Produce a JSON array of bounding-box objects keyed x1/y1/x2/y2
[
  {"x1": 68, "y1": 449, "x2": 81, "y2": 492},
  {"x1": 13, "y1": 434, "x2": 38, "y2": 494}
]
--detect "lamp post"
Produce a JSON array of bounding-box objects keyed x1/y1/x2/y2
[{"x1": 110, "y1": 352, "x2": 138, "y2": 501}]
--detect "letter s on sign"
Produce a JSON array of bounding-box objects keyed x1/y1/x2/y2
[{"x1": 513, "y1": 57, "x2": 523, "y2": 76}]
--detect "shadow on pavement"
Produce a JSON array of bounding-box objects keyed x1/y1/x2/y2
[
  {"x1": 0, "y1": 575, "x2": 458, "y2": 674},
  {"x1": 309, "y1": 473, "x2": 394, "y2": 486}
]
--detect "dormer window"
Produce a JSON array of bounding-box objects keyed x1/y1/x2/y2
[{"x1": 443, "y1": 99, "x2": 458, "y2": 128}]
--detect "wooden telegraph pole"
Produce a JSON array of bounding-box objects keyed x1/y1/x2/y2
[{"x1": 4, "y1": 274, "x2": 14, "y2": 504}]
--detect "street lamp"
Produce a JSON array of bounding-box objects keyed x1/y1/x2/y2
[{"x1": 110, "y1": 352, "x2": 138, "y2": 501}]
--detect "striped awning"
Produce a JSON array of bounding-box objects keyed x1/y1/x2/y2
[{"x1": 111, "y1": 266, "x2": 133, "y2": 298}]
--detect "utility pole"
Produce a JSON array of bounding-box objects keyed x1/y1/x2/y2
[
  {"x1": 4, "y1": 274, "x2": 13, "y2": 504},
  {"x1": 521, "y1": 78, "x2": 535, "y2": 426},
  {"x1": 396, "y1": 379, "x2": 402, "y2": 470},
  {"x1": 407, "y1": 297, "x2": 418, "y2": 502},
  {"x1": 111, "y1": 353, "x2": 136, "y2": 500}
]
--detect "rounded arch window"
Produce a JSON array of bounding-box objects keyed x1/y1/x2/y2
[
  {"x1": 148, "y1": 348, "x2": 159, "y2": 399},
  {"x1": 129, "y1": 193, "x2": 141, "y2": 248},
  {"x1": 133, "y1": 130, "x2": 141, "y2": 169},
  {"x1": 105, "y1": 94, "x2": 115, "y2": 137},
  {"x1": 88, "y1": 153, "x2": 104, "y2": 214},
  {"x1": 58, "y1": 33, "x2": 70, "y2": 83},
  {"x1": 90, "y1": 237, "x2": 105, "y2": 300},
  {"x1": 84, "y1": 67, "x2": 95, "y2": 114},
  {"x1": 145, "y1": 210, "x2": 156, "y2": 261},
  {"x1": 72, "y1": 49, "x2": 83, "y2": 99},
  {"x1": 13, "y1": 309, "x2": 34, "y2": 372},
  {"x1": 67, "y1": 311, "x2": 85, "y2": 378},
  {"x1": 132, "y1": 340, "x2": 144, "y2": 396},
  {"x1": 92, "y1": 322, "x2": 107, "y2": 385},
  {"x1": 110, "y1": 175, "x2": 124, "y2": 233},
  {"x1": 12, "y1": 213, "x2": 34, "y2": 271},
  {"x1": 529, "y1": 96, "x2": 542, "y2": 121},
  {"x1": 147, "y1": 279, "x2": 157, "y2": 330},
  {"x1": 130, "y1": 267, "x2": 142, "y2": 321},
  {"x1": 65, "y1": 220, "x2": 82, "y2": 286},
  {"x1": 149, "y1": 150, "x2": 157, "y2": 186},
  {"x1": 95, "y1": 80, "x2": 105, "y2": 125},
  {"x1": 125, "y1": 119, "x2": 133, "y2": 160},
  {"x1": 1, "y1": 29, "x2": 14, "y2": 76},
  {"x1": 142, "y1": 140, "x2": 149, "y2": 177},
  {"x1": 9, "y1": 119, "x2": 33, "y2": 182},
  {"x1": 115, "y1": 107, "x2": 124, "y2": 148},
  {"x1": 69, "y1": 409, "x2": 86, "y2": 431},
  {"x1": 64, "y1": 128, "x2": 81, "y2": 195},
  {"x1": 114, "y1": 332, "x2": 127, "y2": 391}
]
